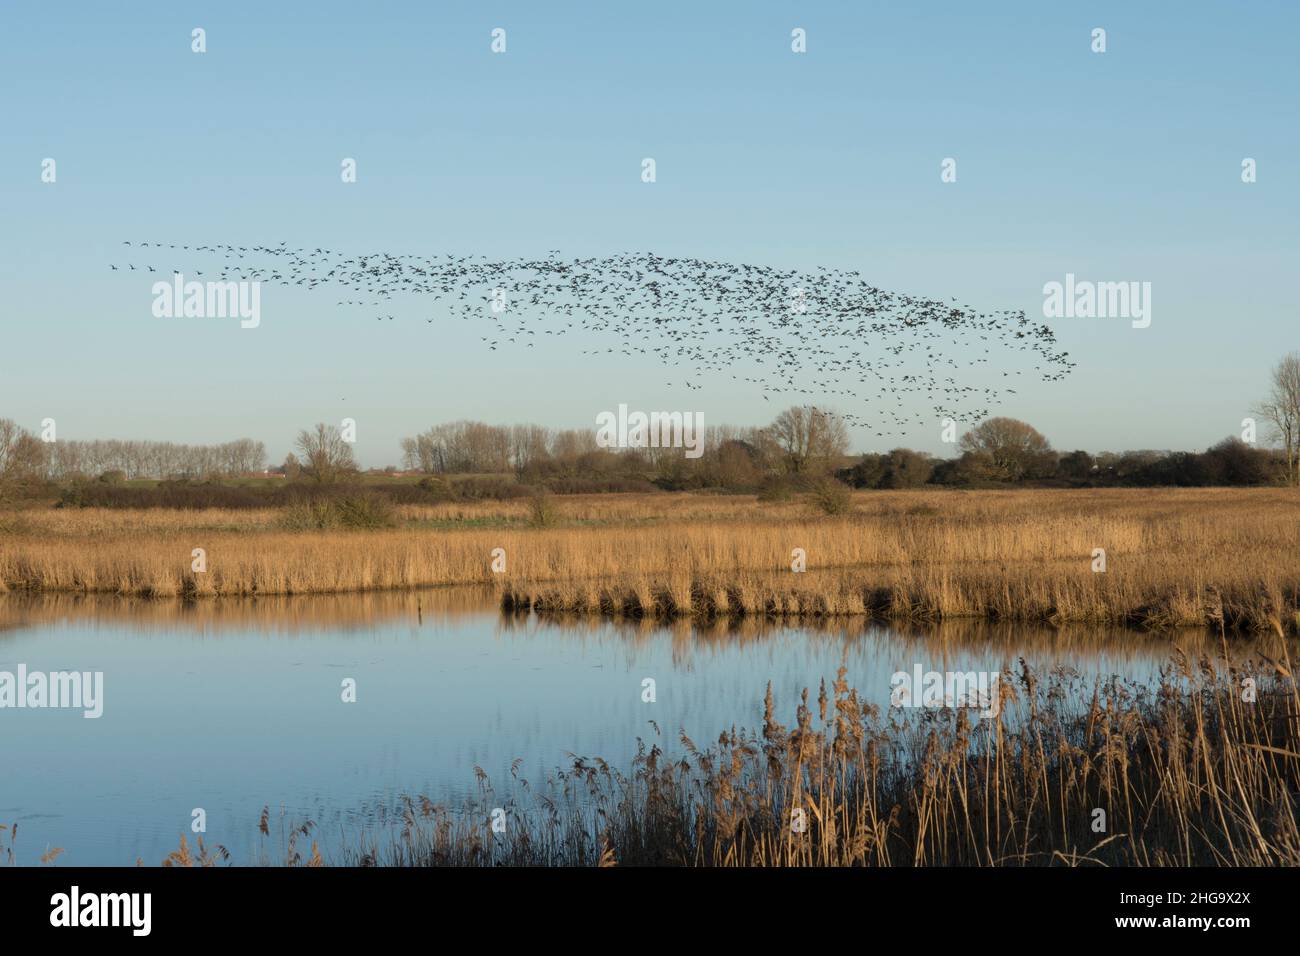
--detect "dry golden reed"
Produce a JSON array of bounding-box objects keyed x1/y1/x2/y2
[
  {"x1": 2, "y1": 488, "x2": 1298, "y2": 631},
  {"x1": 259, "y1": 650, "x2": 1300, "y2": 867}
]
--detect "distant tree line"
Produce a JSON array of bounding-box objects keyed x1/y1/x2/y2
[
  {"x1": 3, "y1": 349, "x2": 1299, "y2": 501},
  {"x1": 841, "y1": 429, "x2": 1282, "y2": 490},
  {"x1": 395, "y1": 406, "x2": 850, "y2": 487},
  {"x1": 392, "y1": 409, "x2": 1289, "y2": 491},
  {"x1": 40, "y1": 438, "x2": 268, "y2": 481},
  {"x1": 400, "y1": 422, "x2": 595, "y2": 475},
  {"x1": 0, "y1": 424, "x2": 266, "y2": 489}
]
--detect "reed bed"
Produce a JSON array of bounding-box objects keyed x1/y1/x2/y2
[
  {"x1": 2, "y1": 488, "x2": 1298, "y2": 631},
  {"x1": 166, "y1": 648, "x2": 1298, "y2": 867}
]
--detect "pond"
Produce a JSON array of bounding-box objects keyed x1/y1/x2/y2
[{"x1": 0, "y1": 589, "x2": 1225, "y2": 866}]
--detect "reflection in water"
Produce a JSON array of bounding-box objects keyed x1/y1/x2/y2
[
  {"x1": 0, "y1": 587, "x2": 1248, "y2": 656},
  {"x1": 0, "y1": 588, "x2": 495, "y2": 636},
  {"x1": 0, "y1": 589, "x2": 1281, "y2": 866}
]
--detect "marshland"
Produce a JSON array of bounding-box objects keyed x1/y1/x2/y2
[
  {"x1": 2, "y1": 487, "x2": 1299, "y2": 634},
  {"x1": 7, "y1": 0, "x2": 1300, "y2": 885},
  {"x1": 2, "y1": 413, "x2": 1299, "y2": 867},
  {"x1": 2, "y1": 588, "x2": 1296, "y2": 867},
  {"x1": 4, "y1": 407, "x2": 1298, "y2": 632}
]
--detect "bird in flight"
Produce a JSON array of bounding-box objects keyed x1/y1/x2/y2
[{"x1": 113, "y1": 241, "x2": 1075, "y2": 435}]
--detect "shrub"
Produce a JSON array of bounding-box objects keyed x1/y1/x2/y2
[
  {"x1": 843, "y1": 453, "x2": 887, "y2": 489},
  {"x1": 0, "y1": 514, "x2": 32, "y2": 535},
  {"x1": 527, "y1": 491, "x2": 558, "y2": 528},
  {"x1": 881, "y1": 448, "x2": 934, "y2": 488},
  {"x1": 416, "y1": 476, "x2": 457, "y2": 501},
  {"x1": 545, "y1": 477, "x2": 659, "y2": 495},
  {"x1": 56, "y1": 482, "x2": 88, "y2": 508},
  {"x1": 811, "y1": 478, "x2": 853, "y2": 515},
  {"x1": 333, "y1": 493, "x2": 397, "y2": 529},
  {"x1": 278, "y1": 492, "x2": 396, "y2": 530},
  {"x1": 279, "y1": 500, "x2": 338, "y2": 530},
  {"x1": 454, "y1": 476, "x2": 531, "y2": 500},
  {"x1": 756, "y1": 477, "x2": 795, "y2": 502}
]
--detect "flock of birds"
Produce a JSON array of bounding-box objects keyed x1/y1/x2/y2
[{"x1": 114, "y1": 241, "x2": 1074, "y2": 436}]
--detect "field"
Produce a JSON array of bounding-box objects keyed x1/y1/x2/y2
[{"x1": 3, "y1": 487, "x2": 1299, "y2": 633}]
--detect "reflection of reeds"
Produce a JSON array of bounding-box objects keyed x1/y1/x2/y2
[
  {"x1": 0, "y1": 586, "x2": 496, "y2": 635},
  {"x1": 3, "y1": 488, "x2": 1299, "y2": 631},
  {"x1": 0, "y1": 585, "x2": 1237, "y2": 652},
  {"x1": 286, "y1": 652, "x2": 1300, "y2": 867}
]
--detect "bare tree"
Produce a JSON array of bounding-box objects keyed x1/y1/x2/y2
[
  {"x1": 551, "y1": 428, "x2": 599, "y2": 471},
  {"x1": 763, "y1": 406, "x2": 850, "y2": 473},
  {"x1": 959, "y1": 417, "x2": 1055, "y2": 481},
  {"x1": 511, "y1": 424, "x2": 552, "y2": 473},
  {"x1": 0, "y1": 419, "x2": 46, "y2": 498},
  {"x1": 1255, "y1": 352, "x2": 1300, "y2": 486},
  {"x1": 295, "y1": 423, "x2": 357, "y2": 483}
]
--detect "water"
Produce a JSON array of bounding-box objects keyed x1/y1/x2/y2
[{"x1": 0, "y1": 589, "x2": 1220, "y2": 866}]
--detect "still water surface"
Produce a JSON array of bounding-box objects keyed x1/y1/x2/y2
[{"x1": 0, "y1": 589, "x2": 1214, "y2": 865}]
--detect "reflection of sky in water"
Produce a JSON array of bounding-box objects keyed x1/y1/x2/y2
[{"x1": 0, "y1": 592, "x2": 1247, "y2": 866}]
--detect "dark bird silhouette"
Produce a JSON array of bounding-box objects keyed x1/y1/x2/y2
[{"x1": 112, "y1": 241, "x2": 1076, "y2": 435}]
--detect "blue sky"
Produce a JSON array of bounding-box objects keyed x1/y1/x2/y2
[{"x1": 2, "y1": 1, "x2": 1296, "y2": 466}]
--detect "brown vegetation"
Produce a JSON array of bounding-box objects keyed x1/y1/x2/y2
[
  {"x1": 164, "y1": 650, "x2": 1300, "y2": 866},
  {"x1": 1, "y1": 488, "x2": 1298, "y2": 632}
]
